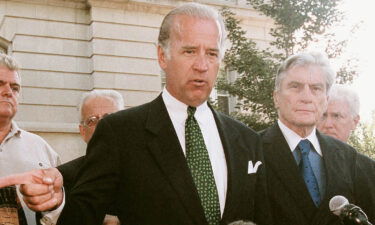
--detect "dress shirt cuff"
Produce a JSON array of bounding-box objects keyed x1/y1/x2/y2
[{"x1": 40, "y1": 189, "x2": 65, "y2": 225}]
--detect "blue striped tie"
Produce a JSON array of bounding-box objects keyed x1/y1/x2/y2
[{"x1": 298, "y1": 139, "x2": 321, "y2": 206}]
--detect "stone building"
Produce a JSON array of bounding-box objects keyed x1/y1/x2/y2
[{"x1": 0, "y1": 0, "x2": 273, "y2": 162}]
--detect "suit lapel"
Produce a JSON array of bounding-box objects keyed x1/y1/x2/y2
[
  {"x1": 263, "y1": 124, "x2": 317, "y2": 218},
  {"x1": 311, "y1": 132, "x2": 352, "y2": 225},
  {"x1": 211, "y1": 110, "x2": 247, "y2": 222},
  {"x1": 144, "y1": 95, "x2": 206, "y2": 225}
]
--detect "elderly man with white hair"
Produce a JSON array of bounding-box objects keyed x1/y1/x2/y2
[
  {"x1": 317, "y1": 84, "x2": 360, "y2": 142},
  {"x1": 261, "y1": 52, "x2": 375, "y2": 225}
]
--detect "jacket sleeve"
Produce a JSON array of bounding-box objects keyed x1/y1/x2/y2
[{"x1": 57, "y1": 119, "x2": 121, "y2": 225}]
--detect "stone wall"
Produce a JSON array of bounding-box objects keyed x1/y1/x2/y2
[{"x1": 0, "y1": 0, "x2": 273, "y2": 162}]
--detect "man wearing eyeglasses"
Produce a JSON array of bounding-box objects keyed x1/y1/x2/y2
[
  {"x1": 78, "y1": 90, "x2": 124, "y2": 143},
  {"x1": 317, "y1": 84, "x2": 360, "y2": 143},
  {"x1": 53, "y1": 90, "x2": 124, "y2": 225}
]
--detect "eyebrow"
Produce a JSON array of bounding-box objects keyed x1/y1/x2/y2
[
  {"x1": 181, "y1": 45, "x2": 219, "y2": 52},
  {"x1": 287, "y1": 81, "x2": 324, "y2": 86}
]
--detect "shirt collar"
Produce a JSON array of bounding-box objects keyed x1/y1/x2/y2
[
  {"x1": 1, "y1": 121, "x2": 21, "y2": 144},
  {"x1": 10, "y1": 121, "x2": 22, "y2": 137},
  {"x1": 278, "y1": 119, "x2": 322, "y2": 156},
  {"x1": 161, "y1": 87, "x2": 210, "y2": 125}
]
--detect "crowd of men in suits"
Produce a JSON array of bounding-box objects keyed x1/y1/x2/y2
[{"x1": 0, "y1": 2, "x2": 374, "y2": 225}]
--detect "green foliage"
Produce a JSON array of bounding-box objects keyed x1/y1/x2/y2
[
  {"x1": 349, "y1": 112, "x2": 375, "y2": 159},
  {"x1": 218, "y1": 0, "x2": 358, "y2": 130},
  {"x1": 218, "y1": 9, "x2": 280, "y2": 129},
  {"x1": 248, "y1": 0, "x2": 342, "y2": 56}
]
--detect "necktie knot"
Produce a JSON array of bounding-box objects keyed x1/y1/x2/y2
[
  {"x1": 185, "y1": 105, "x2": 220, "y2": 224},
  {"x1": 187, "y1": 106, "x2": 196, "y2": 117},
  {"x1": 298, "y1": 139, "x2": 321, "y2": 206},
  {"x1": 298, "y1": 139, "x2": 311, "y2": 155}
]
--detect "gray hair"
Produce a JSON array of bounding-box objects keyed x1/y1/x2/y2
[
  {"x1": 78, "y1": 89, "x2": 124, "y2": 123},
  {"x1": 275, "y1": 52, "x2": 335, "y2": 93},
  {"x1": 0, "y1": 53, "x2": 20, "y2": 79},
  {"x1": 158, "y1": 2, "x2": 227, "y2": 59},
  {"x1": 328, "y1": 84, "x2": 360, "y2": 117}
]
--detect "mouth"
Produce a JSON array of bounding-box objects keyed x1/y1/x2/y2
[
  {"x1": 296, "y1": 109, "x2": 314, "y2": 113},
  {"x1": 0, "y1": 100, "x2": 13, "y2": 106},
  {"x1": 191, "y1": 79, "x2": 206, "y2": 87}
]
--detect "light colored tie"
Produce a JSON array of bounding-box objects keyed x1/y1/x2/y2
[
  {"x1": 185, "y1": 106, "x2": 220, "y2": 225},
  {"x1": 298, "y1": 139, "x2": 321, "y2": 206}
]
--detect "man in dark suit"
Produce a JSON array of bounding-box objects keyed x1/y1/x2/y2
[
  {"x1": 261, "y1": 52, "x2": 375, "y2": 225},
  {"x1": 18, "y1": 3, "x2": 269, "y2": 225},
  {"x1": 57, "y1": 90, "x2": 124, "y2": 225}
]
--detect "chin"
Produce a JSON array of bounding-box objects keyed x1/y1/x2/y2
[{"x1": 295, "y1": 119, "x2": 315, "y2": 127}]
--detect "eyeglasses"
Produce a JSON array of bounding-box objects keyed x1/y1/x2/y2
[
  {"x1": 320, "y1": 113, "x2": 347, "y2": 122},
  {"x1": 81, "y1": 113, "x2": 111, "y2": 128}
]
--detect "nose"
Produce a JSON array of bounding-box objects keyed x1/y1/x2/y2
[
  {"x1": 193, "y1": 53, "x2": 209, "y2": 72},
  {"x1": 1, "y1": 84, "x2": 13, "y2": 98},
  {"x1": 300, "y1": 85, "x2": 313, "y2": 103},
  {"x1": 321, "y1": 115, "x2": 334, "y2": 130}
]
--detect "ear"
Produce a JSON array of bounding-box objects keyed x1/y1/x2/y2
[
  {"x1": 352, "y1": 115, "x2": 360, "y2": 129},
  {"x1": 157, "y1": 45, "x2": 167, "y2": 70},
  {"x1": 323, "y1": 95, "x2": 329, "y2": 111},
  {"x1": 79, "y1": 124, "x2": 85, "y2": 140},
  {"x1": 273, "y1": 91, "x2": 279, "y2": 109}
]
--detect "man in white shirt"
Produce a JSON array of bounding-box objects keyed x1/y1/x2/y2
[
  {"x1": 16, "y1": 3, "x2": 270, "y2": 225},
  {"x1": 261, "y1": 52, "x2": 375, "y2": 225},
  {"x1": 0, "y1": 53, "x2": 60, "y2": 225}
]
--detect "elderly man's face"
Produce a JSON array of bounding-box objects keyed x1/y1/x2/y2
[
  {"x1": 79, "y1": 96, "x2": 119, "y2": 143},
  {"x1": 158, "y1": 15, "x2": 221, "y2": 107},
  {"x1": 317, "y1": 99, "x2": 359, "y2": 142},
  {"x1": 0, "y1": 66, "x2": 20, "y2": 122},
  {"x1": 274, "y1": 65, "x2": 328, "y2": 135}
]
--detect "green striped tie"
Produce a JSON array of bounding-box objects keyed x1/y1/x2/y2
[{"x1": 185, "y1": 106, "x2": 221, "y2": 225}]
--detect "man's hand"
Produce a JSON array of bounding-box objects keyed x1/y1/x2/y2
[{"x1": 0, "y1": 168, "x2": 64, "y2": 212}]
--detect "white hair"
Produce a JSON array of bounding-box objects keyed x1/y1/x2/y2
[
  {"x1": 78, "y1": 90, "x2": 124, "y2": 123},
  {"x1": 0, "y1": 53, "x2": 21, "y2": 81},
  {"x1": 328, "y1": 84, "x2": 360, "y2": 117},
  {"x1": 275, "y1": 52, "x2": 335, "y2": 94}
]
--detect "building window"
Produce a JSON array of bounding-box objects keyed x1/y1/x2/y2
[
  {"x1": 0, "y1": 45, "x2": 6, "y2": 54},
  {"x1": 0, "y1": 37, "x2": 9, "y2": 54}
]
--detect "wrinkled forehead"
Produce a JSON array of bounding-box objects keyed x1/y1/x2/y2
[
  {"x1": 82, "y1": 96, "x2": 115, "y2": 115},
  {"x1": 327, "y1": 99, "x2": 351, "y2": 115},
  {"x1": 284, "y1": 65, "x2": 327, "y2": 85},
  {"x1": 0, "y1": 66, "x2": 21, "y2": 84}
]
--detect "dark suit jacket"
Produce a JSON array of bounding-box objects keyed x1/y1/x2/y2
[
  {"x1": 57, "y1": 95, "x2": 270, "y2": 225},
  {"x1": 58, "y1": 156, "x2": 84, "y2": 194},
  {"x1": 261, "y1": 123, "x2": 375, "y2": 225}
]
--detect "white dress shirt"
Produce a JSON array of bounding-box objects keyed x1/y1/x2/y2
[
  {"x1": 277, "y1": 119, "x2": 327, "y2": 195},
  {"x1": 278, "y1": 119, "x2": 322, "y2": 156},
  {"x1": 162, "y1": 88, "x2": 228, "y2": 216}
]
